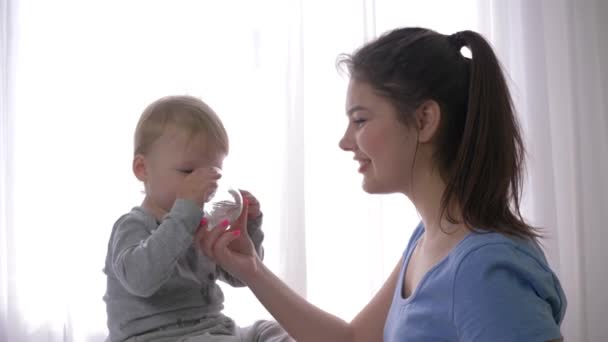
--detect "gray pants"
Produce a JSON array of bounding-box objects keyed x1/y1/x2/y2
[{"x1": 126, "y1": 320, "x2": 293, "y2": 342}]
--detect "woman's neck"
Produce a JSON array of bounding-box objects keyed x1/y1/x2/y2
[{"x1": 408, "y1": 167, "x2": 469, "y2": 247}]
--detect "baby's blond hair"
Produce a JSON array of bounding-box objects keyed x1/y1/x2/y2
[{"x1": 134, "y1": 95, "x2": 229, "y2": 156}]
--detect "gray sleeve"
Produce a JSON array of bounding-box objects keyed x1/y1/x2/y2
[
  {"x1": 110, "y1": 199, "x2": 203, "y2": 297},
  {"x1": 217, "y1": 213, "x2": 264, "y2": 287}
]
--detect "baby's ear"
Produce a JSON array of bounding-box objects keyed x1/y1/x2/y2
[{"x1": 133, "y1": 154, "x2": 147, "y2": 182}]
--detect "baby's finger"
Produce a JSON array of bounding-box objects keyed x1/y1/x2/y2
[
  {"x1": 190, "y1": 167, "x2": 222, "y2": 184},
  {"x1": 228, "y1": 198, "x2": 249, "y2": 232},
  {"x1": 203, "y1": 166, "x2": 223, "y2": 178},
  {"x1": 247, "y1": 202, "x2": 260, "y2": 218},
  {"x1": 240, "y1": 191, "x2": 260, "y2": 217},
  {"x1": 239, "y1": 189, "x2": 252, "y2": 199}
]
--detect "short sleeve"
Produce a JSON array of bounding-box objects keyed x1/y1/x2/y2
[{"x1": 452, "y1": 243, "x2": 565, "y2": 342}]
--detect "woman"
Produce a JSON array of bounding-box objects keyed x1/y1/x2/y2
[{"x1": 198, "y1": 27, "x2": 566, "y2": 342}]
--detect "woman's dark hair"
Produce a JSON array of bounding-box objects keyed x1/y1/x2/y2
[{"x1": 337, "y1": 27, "x2": 538, "y2": 240}]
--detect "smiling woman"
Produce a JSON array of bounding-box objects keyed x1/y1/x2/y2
[{"x1": 197, "y1": 26, "x2": 567, "y2": 342}]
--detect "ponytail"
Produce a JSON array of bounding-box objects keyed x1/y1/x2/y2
[{"x1": 441, "y1": 30, "x2": 538, "y2": 239}]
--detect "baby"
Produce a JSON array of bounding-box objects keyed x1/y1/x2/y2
[{"x1": 103, "y1": 95, "x2": 291, "y2": 342}]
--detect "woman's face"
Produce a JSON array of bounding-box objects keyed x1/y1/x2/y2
[{"x1": 339, "y1": 79, "x2": 420, "y2": 194}]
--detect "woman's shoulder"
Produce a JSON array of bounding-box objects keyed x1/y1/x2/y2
[
  {"x1": 451, "y1": 230, "x2": 550, "y2": 270},
  {"x1": 451, "y1": 230, "x2": 565, "y2": 317},
  {"x1": 448, "y1": 230, "x2": 567, "y2": 335}
]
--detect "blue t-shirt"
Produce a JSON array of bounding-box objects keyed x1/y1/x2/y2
[{"x1": 384, "y1": 223, "x2": 566, "y2": 342}]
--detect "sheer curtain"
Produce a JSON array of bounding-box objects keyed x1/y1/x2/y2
[
  {"x1": 1, "y1": 1, "x2": 606, "y2": 342},
  {"x1": 0, "y1": 1, "x2": 423, "y2": 340},
  {"x1": 1, "y1": 0, "x2": 18, "y2": 341},
  {"x1": 478, "y1": 1, "x2": 608, "y2": 341}
]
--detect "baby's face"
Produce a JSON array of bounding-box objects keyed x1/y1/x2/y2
[{"x1": 143, "y1": 127, "x2": 226, "y2": 214}]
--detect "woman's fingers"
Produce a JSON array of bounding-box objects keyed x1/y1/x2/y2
[
  {"x1": 212, "y1": 230, "x2": 242, "y2": 261},
  {"x1": 198, "y1": 196, "x2": 252, "y2": 260},
  {"x1": 195, "y1": 218, "x2": 208, "y2": 243},
  {"x1": 200, "y1": 219, "x2": 230, "y2": 257}
]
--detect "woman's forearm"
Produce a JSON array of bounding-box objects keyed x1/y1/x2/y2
[{"x1": 247, "y1": 261, "x2": 354, "y2": 342}]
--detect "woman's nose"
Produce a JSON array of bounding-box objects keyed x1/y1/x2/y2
[{"x1": 339, "y1": 131, "x2": 354, "y2": 151}]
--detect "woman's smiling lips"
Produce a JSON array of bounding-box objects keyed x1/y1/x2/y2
[{"x1": 354, "y1": 157, "x2": 371, "y2": 173}]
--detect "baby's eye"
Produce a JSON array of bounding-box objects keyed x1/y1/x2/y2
[{"x1": 177, "y1": 169, "x2": 193, "y2": 174}]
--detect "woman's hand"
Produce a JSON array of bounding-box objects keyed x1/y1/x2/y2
[{"x1": 196, "y1": 197, "x2": 261, "y2": 283}]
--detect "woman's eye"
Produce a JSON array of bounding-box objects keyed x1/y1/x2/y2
[
  {"x1": 177, "y1": 169, "x2": 193, "y2": 174},
  {"x1": 352, "y1": 118, "x2": 367, "y2": 126}
]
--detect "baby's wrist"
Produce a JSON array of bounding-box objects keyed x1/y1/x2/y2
[
  {"x1": 170, "y1": 199, "x2": 204, "y2": 232},
  {"x1": 176, "y1": 196, "x2": 202, "y2": 208}
]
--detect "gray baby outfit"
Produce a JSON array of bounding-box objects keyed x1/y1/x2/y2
[{"x1": 103, "y1": 199, "x2": 291, "y2": 342}]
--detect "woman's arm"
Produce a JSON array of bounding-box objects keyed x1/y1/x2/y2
[
  {"x1": 199, "y1": 208, "x2": 402, "y2": 342},
  {"x1": 350, "y1": 258, "x2": 401, "y2": 342},
  {"x1": 245, "y1": 258, "x2": 401, "y2": 342}
]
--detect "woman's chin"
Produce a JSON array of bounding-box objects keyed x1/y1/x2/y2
[
  {"x1": 362, "y1": 179, "x2": 383, "y2": 194},
  {"x1": 362, "y1": 177, "x2": 401, "y2": 195}
]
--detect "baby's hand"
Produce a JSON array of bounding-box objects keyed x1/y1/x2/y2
[
  {"x1": 176, "y1": 167, "x2": 221, "y2": 207},
  {"x1": 239, "y1": 190, "x2": 262, "y2": 219}
]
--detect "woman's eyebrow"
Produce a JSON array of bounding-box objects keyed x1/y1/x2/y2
[{"x1": 346, "y1": 105, "x2": 369, "y2": 116}]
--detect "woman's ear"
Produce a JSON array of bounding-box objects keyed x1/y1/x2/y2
[
  {"x1": 133, "y1": 154, "x2": 147, "y2": 182},
  {"x1": 415, "y1": 100, "x2": 441, "y2": 143}
]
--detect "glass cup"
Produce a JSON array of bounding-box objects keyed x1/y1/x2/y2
[{"x1": 203, "y1": 174, "x2": 243, "y2": 230}]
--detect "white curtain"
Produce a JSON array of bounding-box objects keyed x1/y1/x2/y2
[
  {"x1": 1, "y1": 1, "x2": 605, "y2": 342},
  {"x1": 478, "y1": 1, "x2": 608, "y2": 341},
  {"x1": 1, "y1": 0, "x2": 18, "y2": 341},
  {"x1": 0, "y1": 1, "x2": 421, "y2": 340}
]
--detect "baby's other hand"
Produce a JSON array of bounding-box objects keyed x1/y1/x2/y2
[{"x1": 239, "y1": 190, "x2": 261, "y2": 219}]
